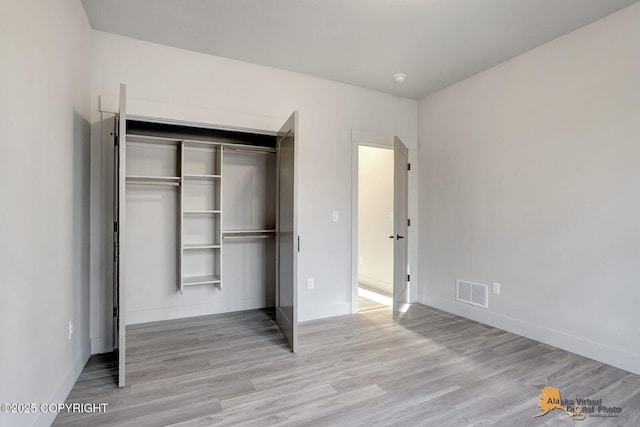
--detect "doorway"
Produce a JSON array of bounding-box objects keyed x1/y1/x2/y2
[
  {"x1": 357, "y1": 146, "x2": 394, "y2": 312},
  {"x1": 351, "y1": 132, "x2": 412, "y2": 318}
]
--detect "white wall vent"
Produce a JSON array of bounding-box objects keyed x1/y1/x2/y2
[{"x1": 456, "y1": 280, "x2": 488, "y2": 309}]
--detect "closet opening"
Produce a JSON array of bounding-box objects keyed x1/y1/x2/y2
[
  {"x1": 123, "y1": 118, "x2": 278, "y2": 302},
  {"x1": 112, "y1": 84, "x2": 298, "y2": 387}
]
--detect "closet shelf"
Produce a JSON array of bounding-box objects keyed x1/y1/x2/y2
[
  {"x1": 183, "y1": 275, "x2": 221, "y2": 286},
  {"x1": 126, "y1": 175, "x2": 181, "y2": 185},
  {"x1": 126, "y1": 134, "x2": 181, "y2": 146},
  {"x1": 222, "y1": 230, "x2": 276, "y2": 234},
  {"x1": 183, "y1": 210, "x2": 221, "y2": 214},
  {"x1": 183, "y1": 243, "x2": 221, "y2": 249},
  {"x1": 222, "y1": 230, "x2": 276, "y2": 240},
  {"x1": 223, "y1": 145, "x2": 276, "y2": 155}
]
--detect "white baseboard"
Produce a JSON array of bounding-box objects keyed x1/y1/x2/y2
[
  {"x1": 421, "y1": 294, "x2": 640, "y2": 376},
  {"x1": 126, "y1": 298, "x2": 271, "y2": 325},
  {"x1": 298, "y1": 302, "x2": 351, "y2": 323},
  {"x1": 358, "y1": 276, "x2": 393, "y2": 296},
  {"x1": 34, "y1": 342, "x2": 90, "y2": 427}
]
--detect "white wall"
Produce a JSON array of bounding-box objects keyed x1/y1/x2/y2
[
  {"x1": 89, "y1": 31, "x2": 418, "y2": 351},
  {"x1": 418, "y1": 3, "x2": 640, "y2": 375},
  {"x1": 0, "y1": 1, "x2": 92, "y2": 426},
  {"x1": 358, "y1": 146, "x2": 393, "y2": 295}
]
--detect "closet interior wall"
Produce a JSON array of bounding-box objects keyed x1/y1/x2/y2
[{"x1": 123, "y1": 120, "x2": 277, "y2": 325}]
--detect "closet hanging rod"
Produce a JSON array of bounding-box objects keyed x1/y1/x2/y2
[
  {"x1": 126, "y1": 181, "x2": 180, "y2": 187},
  {"x1": 222, "y1": 229, "x2": 276, "y2": 234},
  {"x1": 222, "y1": 146, "x2": 276, "y2": 155},
  {"x1": 222, "y1": 234, "x2": 275, "y2": 240}
]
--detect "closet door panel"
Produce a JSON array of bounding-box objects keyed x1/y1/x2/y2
[
  {"x1": 276, "y1": 111, "x2": 298, "y2": 352},
  {"x1": 116, "y1": 83, "x2": 126, "y2": 387}
]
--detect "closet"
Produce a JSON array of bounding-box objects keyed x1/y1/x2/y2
[{"x1": 113, "y1": 84, "x2": 298, "y2": 387}]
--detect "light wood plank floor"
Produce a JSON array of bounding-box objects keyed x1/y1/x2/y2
[
  {"x1": 357, "y1": 296, "x2": 387, "y2": 312},
  {"x1": 54, "y1": 305, "x2": 640, "y2": 426}
]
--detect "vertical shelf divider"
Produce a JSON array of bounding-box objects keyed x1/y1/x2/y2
[
  {"x1": 180, "y1": 141, "x2": 223, "y2": 291},
  {"x1": 179, "y1": 140, "x2": 185, "y2": 294},
  {"x1": 218, "y1": 145, "x2": 224, "y2": 290}
]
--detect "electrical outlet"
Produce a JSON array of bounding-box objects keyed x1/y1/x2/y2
[
  {"x1": 492, "y1": 282, "x2": 501, "y2": 295},
  {"x1": 68, "y1": 320, "x2": 74, "y2": 340},
  {"x1": 307, "y1": 278, "x2": 315, "y2": 290},
  {"x1": 332, "y1": 211, "x2": 339, "y2": 222}
]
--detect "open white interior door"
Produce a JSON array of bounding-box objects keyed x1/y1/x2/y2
[
  {"x1": 276, "y1": 111, "x2": 299, "y2": 351},
  {"x1": 115, "y1": 83, "x2": 127, "y2": 387},
  {"x1": 393, "y1": 137, "x2": 409, "y2": 320}
]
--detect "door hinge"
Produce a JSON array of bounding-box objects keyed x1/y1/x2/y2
[
  {"x1": 297, "y1": 236, "x2": 300, "y2": 253},
  {"x1": 113, "y1": 221, "x2": 118, "y2": 233},
  {"x1": 407, "y1": 163, "x2": 411, "y2": 171},
  {"x1": 113, "y1": 242, "x2": 119, "y2": 262},
  {"x1": 112, "y1": 116, "x2": 119, "y2": 139},
  {"x1": 407, "y1": 274, "x2": 411, "y2": 282},
  {"x1": 113, "y1": 307, "x2": 118, "y2": 318},
  {"x1": 408, "y1": 218, "x2": 411, "y2": 227}
]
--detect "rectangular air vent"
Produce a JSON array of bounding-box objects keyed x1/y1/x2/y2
[{"x1": 456, "y1": 280, "x2": 488, "y2": 309}]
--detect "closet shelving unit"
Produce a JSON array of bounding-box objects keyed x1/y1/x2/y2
[
  {"x1": 124, "y1": 133, "x2": 223, "y2": 293},
  {"x1": 180, "y1": 139, "x2": 223, "y2": 292},
  {"x1": 124, "y1": 129, "x2": 279, "y2": 294}
]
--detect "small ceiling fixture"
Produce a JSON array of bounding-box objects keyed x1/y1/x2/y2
[{"x1": 393, "y1": 73, "x2": 406, "y2": 83}]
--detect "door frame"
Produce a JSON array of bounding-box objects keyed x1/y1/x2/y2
[
  {"x1": 93, "y1": 93, "x2": 287, "y2": 355},
  {"x1": 350, "y1": 130, "x2": 418, "y2": 313}
]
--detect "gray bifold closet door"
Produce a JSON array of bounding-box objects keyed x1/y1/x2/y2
[
  {"x1": 276, "y1": 112, "x2": 299, "y2": 352},
  {"x1": 116, "y1": 83, "x2": 127, "y2": 387}
]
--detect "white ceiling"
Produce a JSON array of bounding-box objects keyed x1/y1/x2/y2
[{"x1": 81, "y1": 0, "x2": 639, "y2": 99}]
